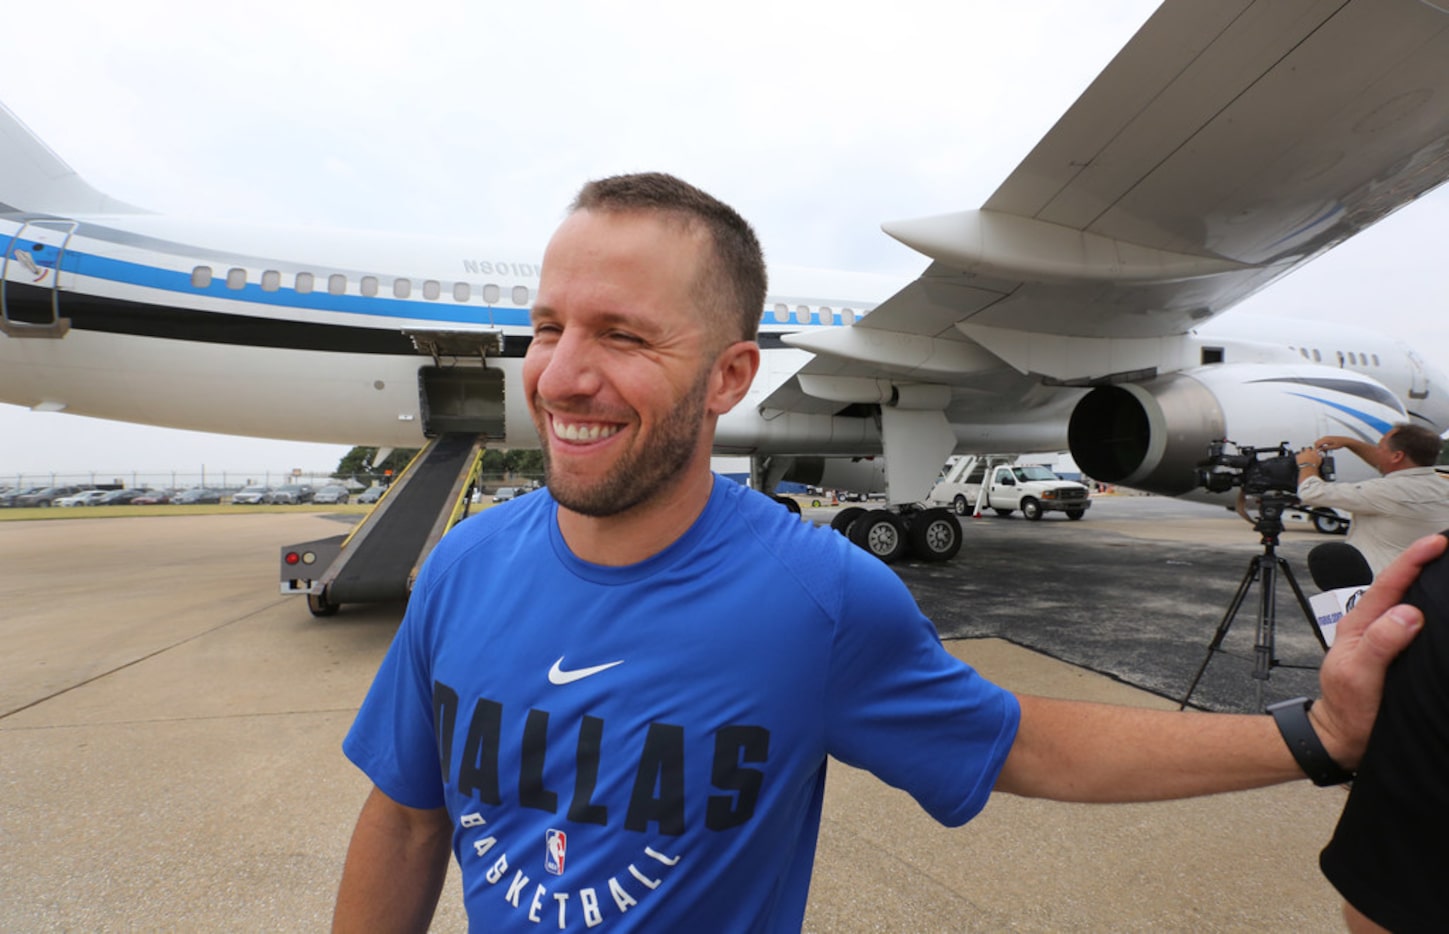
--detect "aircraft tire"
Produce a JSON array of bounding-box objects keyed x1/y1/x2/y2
[
  {"x1": 908, "y1": 508, "x2": 962, "y2": 562},
  {"x1": 848, "y1": 510, "x2": 908, "y2": 564},
  {"x1": 830, "y1": 506, "x2": 866, "y2": 535},
  {"x1": 771, "y1": 494, "x2": 802, "y2": 516}
]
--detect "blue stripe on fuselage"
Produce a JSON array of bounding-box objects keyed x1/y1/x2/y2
[
  {"x1": 1286, "y1": 392, "x2": 1394, "y2": 436},
  {"x1": 43, "y1": 239, "x2": 532, "y2": 327}
]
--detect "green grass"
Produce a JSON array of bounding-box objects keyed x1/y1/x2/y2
[{"x1": 0, "y1": 502, "x2": 375, "y2": 521}]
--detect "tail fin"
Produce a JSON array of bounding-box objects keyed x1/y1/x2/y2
[{"x1": 0, "y1": 100, "x2": 143, "y2": 215}]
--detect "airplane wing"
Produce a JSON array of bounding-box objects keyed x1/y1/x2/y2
[{"x1": 776, "y1": 0, "x2": 1449, "y2": 391}]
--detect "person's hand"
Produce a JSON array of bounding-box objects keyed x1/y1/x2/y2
[
  {"x1": 1295, "y1": 446, "x2": 1322, "y2": 468},
  {"x1": 1312, "y1": 435, "x2": 1350, "y2": 452},
  {"x1": 1311, "y1": 533, "x2": 1448, "y2": 767}
]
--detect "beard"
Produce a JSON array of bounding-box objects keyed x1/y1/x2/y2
[{"x1": 536, "y1": 368, "x2": 711, "y2": 518}]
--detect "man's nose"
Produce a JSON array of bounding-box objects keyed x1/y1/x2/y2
[{"x1": 535, "y1": 330, "x2": 602, "y2": 401}]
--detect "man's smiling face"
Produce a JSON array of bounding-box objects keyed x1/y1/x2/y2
[{"x1": 524, "y1": 208, "x2": 721, "y2": 518}]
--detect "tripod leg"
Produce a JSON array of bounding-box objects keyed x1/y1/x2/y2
[
  {"x1": 1253, "y1": 557, "x2": 1280, "y2": 711},
  {"x1": 1278, "y1": 557, "x2": 1329, "y2": 652},
  {"x1": 1180, "y1": 556, "x2": 1261, "y2": 709}
]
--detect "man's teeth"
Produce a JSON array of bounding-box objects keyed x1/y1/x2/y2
[{"x1": 553, "y1": 419, "x2": 620, "y2": 442}]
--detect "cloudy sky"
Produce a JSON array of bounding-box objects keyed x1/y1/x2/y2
[{"x1": 3, "y1": 0, "x2": 1448, "y2": 480}]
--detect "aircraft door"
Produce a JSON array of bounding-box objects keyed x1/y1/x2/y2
[
  {"x1": 1407, "y1": 351, "x2": 1429, "y2": 400},
  {"x1": 1, "y1": 219, "x2": 76, "y2": 337}
]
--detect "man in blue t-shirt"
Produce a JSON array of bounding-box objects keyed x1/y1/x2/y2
[{"x1": 333, "y1": 173, "x2": 1443, "y2": 932}]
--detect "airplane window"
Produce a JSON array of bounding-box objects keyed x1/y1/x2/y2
[
  {"x1": 1347, "y1": 352, "x2": 1357, "y2": 365},
  {"x1": 423, "y1": 280, "x2": 440, "y2": 300},
  {"x1": 1299, "y1": 348, "x2": 1310, "y2": 359},
  {"x1": 1372, "y1": 354, "x2": 1381, "y2": 366},
  {"x1": 1312, "y1": 349, "x2": 1322, "y2": 362},
  {"x1": 328, "y1": 274, "x2": 347, "y2": 296},
  {"x1": 295, "y1": 272, "x2": 314, "y2": 294},
  {"x1": 842, "y1": 308, "x2": 856, "y2": 325},
  {"x1": 394, "y1": 278, "x2": 411, "y2": 299},
  {"x1": 226, "y1": 268, "x2": 247, "y2": 290},
  {"x1": 773, "y1": 303, "x2": 787, "y2": 323},
  {"x1": 361, "y1": 276, "x2": 379, "y2": 297},
  {"x1": 191, "y1": 266, "x2": 213, "y2": 288},
  {"x1": 483, "y1": 284, "x2": 501, "y2": 305},
  {"x1": 819, "y1": 306, "x2": 833, "y2": 325},
  {"x1": 512, "y1": 285, "x2": 530, "y2": 306},
  {"x1": 453, "y1": 282, "x2": 471, "y2": 302},
  {"x1": 261, "y1": 270, "x2": 281, "y2": 292},
  {"x1": 795, "y1": 305, "x2": 809, "y2": 324}
]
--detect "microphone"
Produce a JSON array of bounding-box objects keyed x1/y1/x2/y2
[{"x1": 1308, "y1": 542, "x2": 1373, "y2": 591}]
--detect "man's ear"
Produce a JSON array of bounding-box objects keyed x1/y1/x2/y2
[{"x1": 707, "y1": 341, "x2": 761, "y2": 415}]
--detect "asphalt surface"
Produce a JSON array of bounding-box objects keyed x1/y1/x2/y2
[
  {"x1": 0, "y1": 496, "x2": 1354, "y2": 931},
  {"x1": 876, "y1": 495, "x2": 1330, "y2": 712}
]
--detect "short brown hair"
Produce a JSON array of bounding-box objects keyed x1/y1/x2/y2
[
  {"x1": 1386, "y1": 423, "x2": 1443, "y2": 467},
  {"x1": 570, "y1": 173, "x2": 766, "y2": 343}
]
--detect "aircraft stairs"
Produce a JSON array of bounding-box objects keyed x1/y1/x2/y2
[{"x1": 279, "y1": 432, "x2": 484, "y2": 616}]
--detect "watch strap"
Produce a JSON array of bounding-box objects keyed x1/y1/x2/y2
[{"x1": 1267, "y1": 696, "x2": 1355, "y2": 786}]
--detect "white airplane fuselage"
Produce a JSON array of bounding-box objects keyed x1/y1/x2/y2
[{"x1": 3, "y1": 210, "x2": 1446, "y2": 502}]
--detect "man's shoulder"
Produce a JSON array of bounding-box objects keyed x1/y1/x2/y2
[
  {"x1": 717, "y1": 482, "x2": 900, "y2": 593},
  {"x1": 420, "y1": 490, "x2": 554, "y2": 580}
]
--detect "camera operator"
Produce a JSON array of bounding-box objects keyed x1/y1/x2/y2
[{"x1": 1296, "y1": 424, "x2": 1449, "y2": 578}]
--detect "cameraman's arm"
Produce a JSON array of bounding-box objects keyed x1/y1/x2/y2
[
  {"x1": 1314, "y1": 435, "x2": 1377, "y2": 465},
  {"x1": 1297, "y1": 447, "x2": 1329, "y2": 491}
]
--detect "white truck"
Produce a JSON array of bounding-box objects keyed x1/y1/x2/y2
[{"x1": 928, "y1": 455, "x2": 1092, "y2": 520}]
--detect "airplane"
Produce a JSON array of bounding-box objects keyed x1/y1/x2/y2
[{"x1": 4, "y1": 0, "x2": 1449, "y2": 598}]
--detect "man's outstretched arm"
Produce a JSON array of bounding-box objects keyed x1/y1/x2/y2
[
  {"x1": 333, "y1": 786, "x2": 452, "y2": 933},
  {"x1": 995, "y1": 533, "x2": 1446, "y2": 802}
]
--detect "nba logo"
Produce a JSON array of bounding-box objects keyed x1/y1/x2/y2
[{"x1": 545, "y1": 829, "x2": 567, "y2": 876}]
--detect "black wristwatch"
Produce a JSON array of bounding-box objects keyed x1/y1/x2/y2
[{"x1": 1266, "y1": 696, "x2": 1356, "y2": 786}]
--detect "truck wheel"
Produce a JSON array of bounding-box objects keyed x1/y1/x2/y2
[
  {"x1": 1066, "y1": 508, "x2": 1085, "y2": 520},
  {"x1": 952, "y1": 495, "x2": 970, "y2": 516},
  {"x1": 307, "y1": 591, "x2": 340, "y2": 618},
  {"x1": 993, "y1": 508, "x2": 1013, "y2": 517},
  {"x1": 1314, "y1": 512, "x2": 1348, "y2": 534},
  {"x1": 908, "y1": 508, "x2": 962, "y2": 562},
  {"x1": 830, "y1": 506, "x2": 866, "y2": 535},
  {"x1": 848, "y1": 510, "x2": 908, "y2": 564},
  {"x1": 1021, "y1": 498, "x2": 1043, "y2": 521}
]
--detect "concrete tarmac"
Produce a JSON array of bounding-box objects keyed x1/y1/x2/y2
[{"x1": 0, "y1": 499, "x2": 1351, "y2": 931}]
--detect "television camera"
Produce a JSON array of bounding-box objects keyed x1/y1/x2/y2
[{"x1": 1195, "y1": 440, "x2": 1334, "y2": 496}]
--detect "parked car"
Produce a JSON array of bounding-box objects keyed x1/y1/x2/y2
[
  {"x1": 172, "y1": 488, "x2": 223, "y2": 505},
  {"x1": 15, "y1": 485, "x2": 90, "y2": 507},
  {"x1": 230, "y1": 485, "x2": 273, "y2": 505},
  {"x1": 55, "y1": 489, "x2": 112, "y2": 507},
  {"x1": 269, "y1": 483, "x2": 316, "y2": 505},
  {"x1": 130, "y1": 491, "x2": 172, "y2": 505},
  {"x1": 492, "y1": 486, "x2": 521, "y2": 503},
  {"x1": 0, "y1": 486, "x2": 47, "y2": 507},
  {"x1": 357, "y1": 485, "x2": 385, "y2": 504},
  {"x1": 95, "y1": 488, "x2": 154, "y2": 506},
  {"x1": 312, "y1": 485, "x2": 350, "y2": 504}
]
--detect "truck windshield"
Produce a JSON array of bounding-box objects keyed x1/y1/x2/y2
[{"x1": 1014, "y1": 465, "x2": 1060, "y2": 482}]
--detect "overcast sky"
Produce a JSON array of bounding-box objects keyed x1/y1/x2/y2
[{"x1": 3, "y1": 0, "x2": 1448, "y2": 480}]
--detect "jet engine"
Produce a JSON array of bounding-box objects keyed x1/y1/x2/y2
[{"x1": 1067, "y1": 363, "x2": 1407, "y2": 496}]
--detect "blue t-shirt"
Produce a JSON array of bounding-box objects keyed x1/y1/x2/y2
[{"x1": 344, "y1": 477, "x2": 1020, "y2": 931}]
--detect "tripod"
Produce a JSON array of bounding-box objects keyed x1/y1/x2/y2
[{"x1": 1179, "y1": 494, "x2": 1328, "y2": 712}]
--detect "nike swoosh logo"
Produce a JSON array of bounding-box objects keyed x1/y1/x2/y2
[{"x1": 548, "y1": 656, "x2": 624, "y2": 685}]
